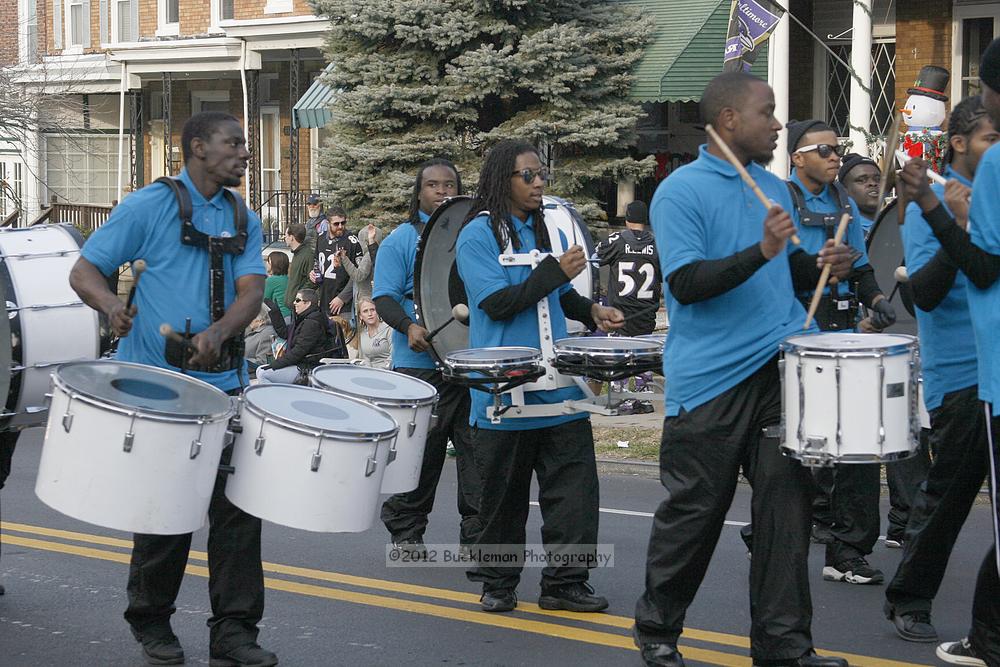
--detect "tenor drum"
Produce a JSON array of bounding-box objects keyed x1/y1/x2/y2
[
  {"x1": 552, "y1": 337, "x2": 662, "y2": 383},
  {"x1": 780, "y1": 333, "x2": 919, "y2": 466},
  {"x1": 0, "y1": 225, "x2": 101, "y2": 428},
  {"x1": 310, "y1": 365, "x2": 437, "y2": 495},
  {"x1": 866, "y1": 201, "x2": 917, "y2": 336},
  {"x1": 36, "y1": 361, "x2": 234, "y2": 534},
  {"x1": 226, "y1": 384, "x2": 398, "y2": 533}
]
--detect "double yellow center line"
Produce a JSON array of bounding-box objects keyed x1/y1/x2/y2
[{"x1": 2, "y1": 521, "x2": 927, "y2": 667}]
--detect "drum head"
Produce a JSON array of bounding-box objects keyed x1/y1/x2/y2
[
  {"x1": 554, "y1": 337, "x2": 660, "y2": 354},
  {"x1": 636, "y1": 332, "x2": 667, "y2": 348},
  {"x1": 56, "y1": 361, "x2": 233, "y2": 418},
  {"x1": 866, "y1": 201, "x2": 917, "y2": 335},
  {"x1": 782, "y1": 332, "x2": 917, "y2": 353},
  {"x1": 414, "y1": 195, "x2": 596, "y2": 367},
  {"x1": 310, "y1": 365, "x2": 436, "y2": 406},
  {"x1": 446, "y1": 347, "x2": 541, "y2": 369},
  {"x1": 243, "y1": 384, "x2": 397, "y2": 438}
]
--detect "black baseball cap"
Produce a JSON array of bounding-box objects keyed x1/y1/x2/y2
[
  {"x1": 625, "y1": 200, "x2": 648, "y2": 225},
  {"x1": 306, "y1": 193, "x2": 322, "y2": 205}
]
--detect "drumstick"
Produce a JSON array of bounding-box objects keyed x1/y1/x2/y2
[
  {"x1": 425, "y1": 304, "x2": 470, "y2": 343},
  {"x1": 622, "y1": 302, "x2": 660, "y2": 322},
  {"x1": 125, "y1": 259, "x2": 146, "y2": 310},
  {"x1": 895, "y1": 149, "x2": 948, "y2": 186},
  {"x1": 705, "y1": 124, "x2": 800, "y2": 246},
  {"x1": 159, "y1": 323, "x2": 194, "y2": 348},
  {"x1": 804, "y1": 212, "x2": 851, "y2": 330},
  {"x1": 876, "y1": 111, "x2": 903, "y2": 218}
]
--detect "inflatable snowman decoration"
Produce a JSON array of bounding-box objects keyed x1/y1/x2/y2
[{"x1": 901, "y1": 65, "x2": 949, "y2": 171}]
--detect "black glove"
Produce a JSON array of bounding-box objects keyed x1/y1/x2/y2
[{"x1": 869, "y1": 298, "x2": 896, "y2": 330}]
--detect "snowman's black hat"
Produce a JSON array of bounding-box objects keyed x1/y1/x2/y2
[{"x1": 907, "y1": 65, "x2": 950, "y2": 102}]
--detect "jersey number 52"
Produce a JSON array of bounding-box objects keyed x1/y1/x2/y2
[{"x1": 618, "y1": 261, "x2": 656, "y2": 299}]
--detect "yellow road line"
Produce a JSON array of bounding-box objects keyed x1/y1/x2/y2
[{"x1": 3, "y1": 524, "x2": 930, "y2": 667}]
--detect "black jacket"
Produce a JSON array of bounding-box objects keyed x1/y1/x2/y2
[{"x1": 269, "y1": 302, "x2": 332, "y2": 370}]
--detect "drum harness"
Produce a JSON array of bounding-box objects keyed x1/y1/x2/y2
[
  {"x1": 787, "y1": 181, "x2": 861, "y2": 331},
  {"x1": 154, "y1": 177, "x2": 248, "y2": 378}
]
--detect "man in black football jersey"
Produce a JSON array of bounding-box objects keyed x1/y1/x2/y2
[
  {"x1": 596, "y1": 200, "x2": 662, "y2": 413},
  {"x1": 312, "y1": 205, "x2": 362, "y2": 316}
]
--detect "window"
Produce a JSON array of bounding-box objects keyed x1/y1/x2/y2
[
  {"x1": 68, "y1": 0, "x2": 86, "y2": 47},
  {"x1": 191, "y1": 90, "x2": 231, "y2": 114},
  {"x1": 113, "y1": 0, "x2": 134, "y2": 42},
  {"x1": 222, "y1": 0, "x2": 233, "y2": 20},
  {"x1": 264, "y1": 0, "x2": 293, "y2": 14},
  {"x1": 952, "y1": 6, "x2": 1000, "y2": 101},
  {"x1": 0, "y1": 160, "x2": 24, "y2": 218},
  {"x1": 211, "y1": 0, "x2": 235, "y2": 32},
  {"x1": 157, "y1": 0, "x2": 179, "y2": 36},
  {"x1": 46, "y1": 135, "x2": 120, "y2": 206},
  {"x1": 18, "y1": 0, "x2": 37, "y2": 62}
]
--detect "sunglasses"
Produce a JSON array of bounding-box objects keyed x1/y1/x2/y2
[
  {"x1": 294, "y1": 297, "x2": 307, "y2": 303},
  {"x1": 511, "y1": 167, "x2": 550, "y2": 184},
  {"x1": 795, "y1": 143, "x2": 847, "y2": 159}
]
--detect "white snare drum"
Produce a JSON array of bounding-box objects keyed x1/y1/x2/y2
[
  {"x1": 552, "y1": 336, "x2": 662, "y2": 383},
  {"x1": 1, "y1": 225, "x2": 100, "y2": 428},
  {"x1": 310, "y1": 365, "x2": 437, "y2": 495},
  {"x1": 780, "y1": 333, "x2": 919, "y2": 466},
  {"x1": 226, "y1": 384, "x2": 398, "y2": 533},
  {"x1": 443, "y1": 347, "x2": 544, "y2": 392},
  {"x1": 36, "y1": 361, "x2": 234, "y2": 534}
]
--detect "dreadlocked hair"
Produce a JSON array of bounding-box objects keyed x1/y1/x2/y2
[
  {"x1": 463, "y1": 139, "x2": 550, "y2": 253},
  {"x1": 945, "y1": 95, "x2": 989, "y2": 164},
  {"x1": 408, "y1": 157, "x2": 463, "y2": 225}
]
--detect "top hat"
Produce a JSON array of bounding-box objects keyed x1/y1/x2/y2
[{"x1": 907, "y1": 65, "x2": 950, "y2": 102}]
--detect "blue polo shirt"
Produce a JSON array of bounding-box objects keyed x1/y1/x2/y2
[
  {"x1": 81, "y1": 169, "x2": 265, "y2": 391},
  {"x1": 859, "y1": 214, "x2": 875, "y2": 237},
  {"x1": 456, "y1": 213, "x2": 586, "y2": 431},
  {"x1": 372, "y1": 211, "x2": 436, "y2": 370},
  {"x1": 654, "y1": 145, "x2": 815, "y2": 416},
  {"x1": 902, "y1": 166, "x2": 977, "y2": 411},
  {"x1": 967, "y1": 144, "x2": 1000, "y2": 414},
  {"x1": 788, "y1": 170, "x2": 869, "y2": 300}
]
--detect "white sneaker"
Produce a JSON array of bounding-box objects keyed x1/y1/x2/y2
[{"x1": 936, "y1": 638, "x2": 986, "y2": 666}]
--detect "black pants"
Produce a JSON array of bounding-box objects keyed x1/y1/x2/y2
[
  {"x1": 0, "y1": 430, "x2": 18, "y2": 568},
  {"x1": 381, "y1": 368, "x2": 481, "y2": 545},
  {"x1": 886, "y1": 430, "x2": 932, "y2": 541},
  {"x1": 812, "y1": 462, "x2": 880, "y2": 564},
  {"x1": 886, "y1": 386, "x2": 988, "y2": 613},
  {"x1": 966, "y1": 408, "x2": 1000, "y2": 665},
  {"x1": 124, "y1": 391, "x2": 265, "y2": 654},
  {"x1": 466, "y1": 418, "x2": 599, "y2": 592},
  {"x1": 634, "y1": 356, "x2": 815, "y2": 662}
]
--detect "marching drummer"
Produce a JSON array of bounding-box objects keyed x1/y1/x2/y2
[
  {"x1": 898, "y1": 36, "x2": 1000, "y2": 659},
  {"x1": 455, "y1": 139, "x2": 623, "y2": 614},
  {"x1": 885, "y1": 94, "x2": 999, "y2": 650},
  {"x1": 784, "y1": 119, "x2": 895, "y2": 588},
  {"x1": 838, "y1": 153, "x2": 881, "y2": 236},
  {"x1": 69, "y1": 112, "x2": 277, "y2": 667},
  {"x1": 371, "y1": 158, "x2": 482, "y2": 555},
  {"x1": 632, "y1": 72, "x2": 852, "y2": 667}
]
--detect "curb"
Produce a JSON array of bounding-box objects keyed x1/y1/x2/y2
[{"x1": 595, "y1": 458, "x2": 660, "y2": 479}]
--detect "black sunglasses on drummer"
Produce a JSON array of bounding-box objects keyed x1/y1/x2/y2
[
  {"x1": 511, "y1": 167, "x2": 550, "y2": 184},
  {"x1": 795, "y1": 143, "x2": 847, "y2": 159}
]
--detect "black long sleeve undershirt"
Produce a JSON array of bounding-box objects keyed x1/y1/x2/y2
[
  {"x1": 479, "y1": 255, "x2": 569, "y2": 321},
  {"x1": 559, "y1": 289, "x2": 597, "y2": 330},
  {"x1": 374, "y1": 294, "x2": 414, "y2": 335},
  {"x1": 789, "y1": 250, "x2": 822, "y2": 293},
  {"x1": 924, "y1": 203, "x2": 1000, "y2": 289},
  {"x1": 667, "y1": 244, "x2": 768, "y2": 305},
  {"x1": 851, "y1": 263, "x2": 882, "y2": 307},
  {"x1": 908, "y1": 248, "x2": 959, "y2": 312}
]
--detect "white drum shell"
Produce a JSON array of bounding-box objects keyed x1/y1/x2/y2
[
  {"x1": 226, "y1": 400, "x2": 394, "y2": 533},
  {"x1": 781, "y1": 335, "x2": 919, "y2": 465},
  {"x1": 368, "y1": 401, "x2": 430, "y2": 495},
  {"x1": 1, "y1": 226, "x2": 100, "y2": 427},
  {"x1": 36, "y1": 379, "x2": 230, "y2": 534},
  {"x1": 918, "y1": 377, "x2": 931, "y2": 429}
]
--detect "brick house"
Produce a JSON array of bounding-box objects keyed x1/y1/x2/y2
[{"x1": 2, "y1": 0, "x2": 333, "y2": 232}]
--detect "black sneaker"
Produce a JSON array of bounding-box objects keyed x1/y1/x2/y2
[
  {"x1": 936, "y1": 638, "x2": 986, "y2": 666},
  {"x1": 883, "y1": 601, "x2": 937, "y2": 642},
  {"x1": 209, "y1": 642, "x2": 278, "y2": 667},
  {"x1": 130, "y1": 628, "x2": 185, "y2": 666},
  {"x1": 480, "y1": 588, "x2": 517, "y2": 613},
  {"x1": 822, "y1": 556, "x2": 884, "y2": 585},
  {"x1": 632, "y1": 627, "x2": 685, "y2": 667},
  {"x1": 538, "y1": 582, "x2": 609, "y2": 612},
  {"x1": 635, "y1": 401, "x2": 655, "y2": 414}
]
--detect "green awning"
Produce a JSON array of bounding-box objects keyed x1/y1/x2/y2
[
  {"x1": 615, "y1": 0, "x2": 768, "y2": 103},
  {"x1": 293, "y1": 63, "x2": 336, "y2": 129}
]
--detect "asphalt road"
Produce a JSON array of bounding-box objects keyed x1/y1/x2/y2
[{"x1": 1, "y1": 427, "x2": 993, "y2": 666}]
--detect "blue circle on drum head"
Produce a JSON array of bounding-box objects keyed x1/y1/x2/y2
[
  {"x1": 110, "y1": 378, "x2": 180, "y2": 402},
  {"x1": 353, "y1": 376, "x2": 397, "y2": 392},
  {"x1": 292, "y1": 400, "x2": 348, "y2": 421}
]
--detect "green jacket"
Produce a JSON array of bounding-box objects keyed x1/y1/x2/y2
[{"x1": 285, "y1": 242, "x2": 315, "y2": 310}]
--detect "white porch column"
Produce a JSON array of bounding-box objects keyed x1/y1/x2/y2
[
  {"x1": 849, "y1": 0, "x2": 873, "y2": 157},
  {"x1": 768, "y1": 12, "x2": 790, "y2": 178},
  {"x1": 22, "y1": 111, "x2": 43, "y2": 219},
  {"x1": 616, "y1": 177, "x2": 635, "y2": 217}
]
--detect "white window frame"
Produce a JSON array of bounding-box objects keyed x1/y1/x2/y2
[
  {"x1": 191, "y1": 90, "x2": 231, "y2": 114},
  {"x1": 264, "y1": 0, "x2": 293, "y2": 15},
  {"x1": 156, "y1": 0, "x2": 180, "y2": 37},
  {"x1": 18, "y1": 0, "x2": 38, "y2": 62},
  {"x1": 260, "y1": 105, "x2": 282, "y2": 195},
  {"x1": 64, "y1": 0, "x2": 86, "y2": 53},
  {"x1": 951, "y1": 3, "x2": 1000, "y2": 101},
  {"x1": 111, "y1": 0, "x2": 133, "y2": 43},
  {"x1": 209, "y1": 0, "x2": 234, "y2": 33}
]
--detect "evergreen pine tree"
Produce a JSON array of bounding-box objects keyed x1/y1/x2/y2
[{"x1": 311, "y1": 0, "x2": 655, "y2": 228}]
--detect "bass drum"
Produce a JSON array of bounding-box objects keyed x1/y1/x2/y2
[
  {"x1": 866, "y1": 200, "x2": 917, "y2": 336},
  {"x1": 414, "y1": 196, "x2": 596, "y2": 367}
]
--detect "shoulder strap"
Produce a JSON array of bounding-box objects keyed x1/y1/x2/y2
[
  {"x1": 831, "y1": 181, "x2": 852, "y2": 217},
  {"x1": 786, "y1": 181, "x2": 808, "y2": 217},
  {"x1": 155, "y1": 176, "x2": 194, "y2": 233}
]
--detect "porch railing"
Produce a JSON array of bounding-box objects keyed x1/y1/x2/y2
[{"x1": 257, "y1": 190, "x2": 334, "y2": 243}]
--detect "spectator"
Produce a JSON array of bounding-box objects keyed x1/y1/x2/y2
[
  {"x1": 256, "y1": 289, "x2": 336, "y2": 384},
  {"x1": 284, "y1": 223, "x2": 313, "y2": 312},
  {"x1": 311, "y1": 206, "x2": 362, "y2": 316},
  {"x1": 303, "y1": 193, "x2": 328, "y2": 246},
  {"x1": 263, "y1": 251, "x2": 291, "y2": 318},
  {"x1": 356, "y1": 297, "x2": 392, "y2": 369},
  {"x1": 244, "y1": 302, "x2": 277, "y2": 372},
  {"x1": 342, "y1": 221, "x2": 383, "y2": 306}
]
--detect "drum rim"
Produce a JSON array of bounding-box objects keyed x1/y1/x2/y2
[
  {"x1": 53, "y1": 360, "x2": 235, "y2": 421},
  {"x1": 780, "y1": 333, "x2": 918, "y2": 356},
  {"x1": 553, "y1": 337, "x2": 662, "y2": 356},
  {"x1": 241, "y1": 384, "x2": 399, "y2": 441},
  {"x1": 308, "y1": 365, "x2": 437, "y2": 408},
  {"x1": 445, "y1": 346, "x2": 542, "y2": 369}
]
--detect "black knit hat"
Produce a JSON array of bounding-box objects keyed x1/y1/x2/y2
[
  {"x1": 838, "y1": 152, "x2": 879, "y2": 184},
  {"x1": 982, "y1": 38, "x2": 1000, "y2": 93},
  {"x1": 625, "y1": 200, "x2": 648, "y2": 225},
  {"x1": 786, "y1": 119, "x2": 829, "y2": 154}
]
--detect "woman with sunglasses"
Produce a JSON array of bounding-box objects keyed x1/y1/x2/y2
[
  {"x1": 455, "y1": 139, "x2": 624, "y2": 615},
  {"x1": 255, "y1": 288, "x2": 337, "y2": 384}
]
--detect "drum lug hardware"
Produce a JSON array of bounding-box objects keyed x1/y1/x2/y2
[
  {"x1": 387, "y1": 435, "x2": 398, "y2": 464},
  {"x1": 123, "y1": 433, "x2": 134, "y2": 452},
  {"x1": 806, "y1": 436, "x2": 827, "y2": 451},
  {"x1": 190, "y1": 421, "x2": 205, "y2": 459},
  {"x1": 62, "y1": 394, "x2": 75, "y2": 433},
  {"x1": 43, "y1": 392, "x2": 53, "y2": 408},
  {"x1": 408, "y1": 406, "x2": 418, "y2": 437},
  {"x1": 311, "y1": 435, "x2": 325, "y2": 472},
  {"x1": 365, "y1": 437, "x2": 381, "y2": 477},
  {"x1": 254, "y1": 436, "x2": 266, "y2": 455}
]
